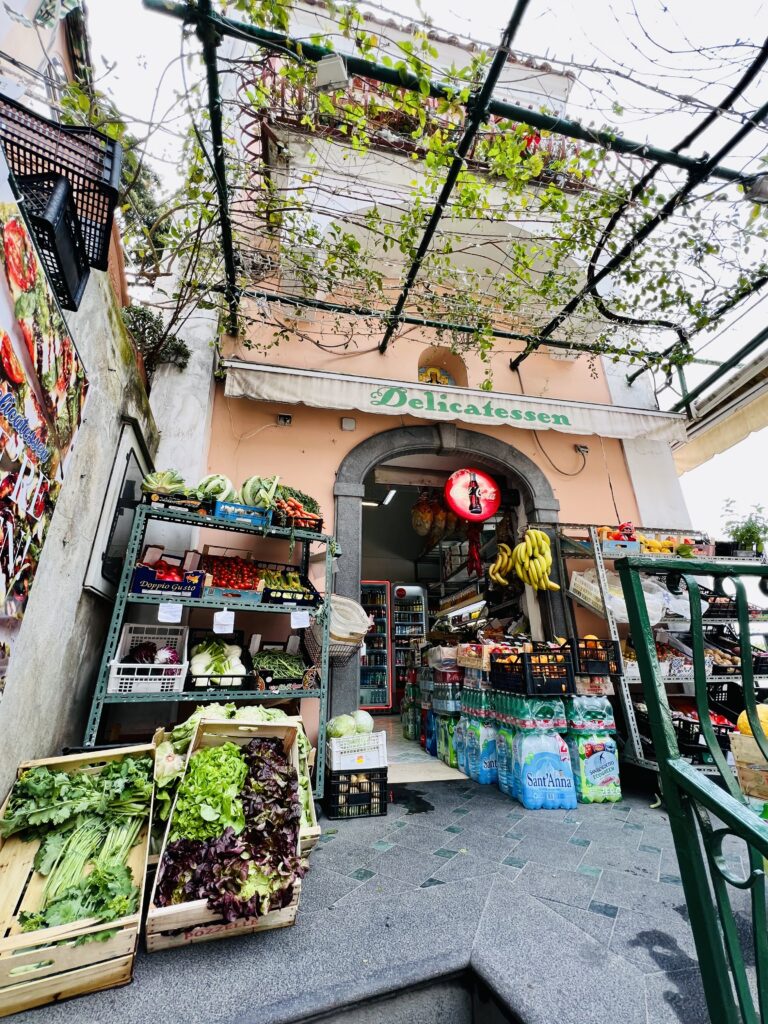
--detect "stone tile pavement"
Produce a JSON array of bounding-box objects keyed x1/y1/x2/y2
[
  {"x1": 309, "y1": 778, "x2": 735, "y2": 1024},
  {"x1": 12, "y1": 777, "x2": 757, "y2": 1024}
]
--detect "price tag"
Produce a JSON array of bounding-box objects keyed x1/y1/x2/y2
[
  {"x1": 157, "y1": 602, "x2": 183, "y2": 624},
  {"x1": 290, "y1": 609, "x2": 311, "y2": 629},
  {"x1": 286, "y1": 634, "x2": 301, "y2": 655},
  {"x1": 213, "y1": 608, "x2": 235, "y2": 634}
]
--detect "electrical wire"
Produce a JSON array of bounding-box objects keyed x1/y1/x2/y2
[{"x1": 513, "y1": 366, "x2": 587, "y2": 477}]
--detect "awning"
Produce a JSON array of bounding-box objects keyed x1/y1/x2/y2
[
  {"x1": 675, "y1": 388, "x2": 768, "y2": 473},
  {"x1": 222, "y1": 361, "x2": 687, "y2": 443}
]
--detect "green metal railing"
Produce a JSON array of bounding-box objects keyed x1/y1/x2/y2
[{"x1": 617, "y1": 557, "x2": 768, "y2": 1024}]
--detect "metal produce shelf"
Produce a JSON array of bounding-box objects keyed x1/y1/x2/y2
[
  {"x1": 126, "y1": 593, "x2": 315, "y2": 613},
  {"x1": 556, "y1": 523, "x2": 768, "y2": 778},
  {"x1": 103, "y1": 688, "x2": 322, "y2": 703},
  {"x1": 84, "y1": 502, "x2": 334, "y2": 798}
]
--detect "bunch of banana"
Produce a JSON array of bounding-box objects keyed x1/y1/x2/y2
[
  {"x1": 488, "y1": 542, "x2": 513, "y2": 586},
  {"x1": 511, "y1": 529, "x2": 561, "y2": 592}
]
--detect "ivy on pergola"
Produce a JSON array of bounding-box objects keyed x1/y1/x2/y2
[{"x1": 144, "y1": 0, "x2": 768, "y2": 400}]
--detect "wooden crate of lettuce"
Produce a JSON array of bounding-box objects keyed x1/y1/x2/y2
[
  {"x1": 152, "y1": 704, "x2": 320, "y2": 859},
  {"x1": 146, "y1": 719, "x2": 306, "y2": 950},
  {"x1": 0, "y1": 744, "x2": 154, "y2": 1017}
]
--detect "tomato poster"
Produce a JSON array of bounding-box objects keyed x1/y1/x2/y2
[{"x1": 0, "y1": 159, "x2": 88, "y2": 684}]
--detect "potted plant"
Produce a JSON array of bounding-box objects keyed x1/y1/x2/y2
[{"x1": 721, "y1": 501, "x2": 768, "y2": 557}]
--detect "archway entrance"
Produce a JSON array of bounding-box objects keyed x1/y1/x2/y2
[{"x1": 330, "y1": 424, "x2": 564, "y2": 715}]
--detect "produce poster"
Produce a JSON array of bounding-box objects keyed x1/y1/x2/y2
[{"x1": 0, "y1": 157, "x2": 88, "y2": 685}]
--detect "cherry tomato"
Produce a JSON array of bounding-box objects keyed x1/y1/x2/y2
[
  {"x1": 3, "y1": 218, "x2": 37, "y2": 292},
  {"x1": 0, "y1": 333, "x2": 24, "y2": 385}
]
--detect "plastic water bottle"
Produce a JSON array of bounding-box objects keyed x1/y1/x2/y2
[{"x1": 496, "y1": 722, "x2": 515, "y2": 796}]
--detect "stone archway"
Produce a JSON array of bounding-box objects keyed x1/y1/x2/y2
[{"x1": 330, "y1": 424, "x2": 563, "y2": 715}]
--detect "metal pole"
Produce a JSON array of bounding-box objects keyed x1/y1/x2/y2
[
  {"x1": 143, "y1": 0, "x2": 749, "y2": 186},
  {"x1": 378, "y1": 1, "x2": 531, "y2": 353},
  {"x1": 669, "y1": 321, "x2": 768, "y2": 413},
  {"x1": 195, "y1": 0, "x2": 240, "y2": 333},
  {"x1": 233, "y1": 285, "x2": 724, "y2": 366},
  {"x1": 626, "y1": 272, "x2": 768, "y2": 385},
  {"x1": 510, "y1": 97, "x2": 768, "y2": 371}
]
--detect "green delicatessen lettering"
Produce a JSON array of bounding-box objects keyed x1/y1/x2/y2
[{"x1": 367, "y1": 386, "x2": 570, "y2": 427}]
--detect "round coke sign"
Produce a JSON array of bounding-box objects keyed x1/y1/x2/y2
[{"x1": 444, "y1": 468, "x2": 500, "y2": 522}]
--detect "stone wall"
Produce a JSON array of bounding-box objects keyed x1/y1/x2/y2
[{"x1": 0, "y1": 272, "x2": 158, "y2": 793}]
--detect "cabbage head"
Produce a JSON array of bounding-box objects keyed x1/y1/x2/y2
[
  {"x1": 327, "y1": 714, "x2": 356, "y2": 738},
  {"x1": 351, "y1": 710, "x2": 374, "y2": 734}
]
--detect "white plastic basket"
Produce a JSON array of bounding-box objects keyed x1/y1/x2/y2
[
  {"x1": 107, "y1": 623, "x2": 188, "y2": 695},
  {"x1": 326, "y1": 731, "x2": 388, "y2": 771}
]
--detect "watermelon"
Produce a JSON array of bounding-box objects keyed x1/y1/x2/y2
[
  {"x1": 197, "y1": 473, "x2": 238, "y2": 502},
  {"x1": 239, "y1": 475, "x2": 279, "y2": 508}
]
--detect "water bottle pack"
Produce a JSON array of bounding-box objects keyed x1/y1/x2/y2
[
  {"x1": 566, "y1": 732, "x2": 622, "y2": 803},
  {"x1": 512, "y1": 730, "x2": 577, "y2": 810},
  {"x1": 566, "y1": 695, "x2": 616, "y2": 732}
]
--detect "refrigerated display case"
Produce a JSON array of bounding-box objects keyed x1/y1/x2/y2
[
  {"x1": 392, "y1": 584, "x2": 428, "y2": 707},
  {"x1": 360, "y1": 580, "x2": 392, "y2": 710}
]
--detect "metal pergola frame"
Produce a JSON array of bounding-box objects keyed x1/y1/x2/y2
[{"x1": 145, "y1": 0, "x2": 766, "y2": 403}]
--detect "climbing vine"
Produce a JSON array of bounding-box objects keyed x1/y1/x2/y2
[{"x1": 74, "y1": 1, "x2": 768, "y2": 384}]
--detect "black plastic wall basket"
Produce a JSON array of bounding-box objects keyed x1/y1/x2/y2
[
  {"x1": 0, "y1": 93, "x2": 121, "y2": 271},
  {"x1": 17, "y1": 173, "x2": 89, "y2": 309}
]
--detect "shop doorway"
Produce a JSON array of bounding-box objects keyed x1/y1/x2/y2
[{"x1": 332, "y1": 425, "x2": 565, "y2": 723}]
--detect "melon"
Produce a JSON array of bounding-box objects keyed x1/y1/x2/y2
[{"x1": 737, "y1": 705, "x2": 768, "y2": 736}]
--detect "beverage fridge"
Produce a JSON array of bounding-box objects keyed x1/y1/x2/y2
[
  {"x1": 392, "y1": 584, "x2": 428, "y2": 708},
  {"x1": 359, "y1": 581, "x2": 392, "y2": 710}
]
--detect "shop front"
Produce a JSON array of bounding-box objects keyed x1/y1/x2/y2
[{"x1": 216, "y1": 356, "x2": 687, "y2": 720}]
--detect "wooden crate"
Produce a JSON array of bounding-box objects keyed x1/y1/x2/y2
[
  {"x1": 0, "y1": 744, "x2": 154, "y2": 1017},
  {"x1": 146, "y1": 720, "x2": 303, "y2": 950},
  {"x1": 730, "y1": 732, "x2": 768, "y2": 800},
  {"x1": 152, "y1": 718, "x2": 321, "y2": 855}
]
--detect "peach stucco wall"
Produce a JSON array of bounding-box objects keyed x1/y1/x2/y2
[
  {"x1": 207, "y1": 384, "x2": 640, "y2": 741},
  {"x1": 225, "y1": 302, "x2": 615, "y2": 404},
  {"x1": 209, "y1": 386, "x2": 639, "y2": 531}
]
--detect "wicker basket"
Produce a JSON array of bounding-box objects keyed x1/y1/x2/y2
[{"x1": 305, "y1": 622, "x2": 362, "y2": 665}]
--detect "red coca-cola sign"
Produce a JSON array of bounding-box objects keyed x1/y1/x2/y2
[{"x1": 444, "y1": 468, "x2": 500, "y2": 522}]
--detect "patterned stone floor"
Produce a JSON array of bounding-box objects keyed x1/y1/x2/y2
[{"x1": 309, "y1": 776, "x2": 752, "y2": 1024}]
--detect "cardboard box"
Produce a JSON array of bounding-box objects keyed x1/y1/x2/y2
[
  {"x1": 730, "y1": 732, "x2": 768, "y2": 800},
  {"x1": 130, "y1": 547, "x2": 207, "y2": 598}
]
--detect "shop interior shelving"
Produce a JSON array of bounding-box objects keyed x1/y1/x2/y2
[
  {"x1": 360, "y1": 580, "x2": 392, "y2": 711},
  {"x1": 84, "y1": 503, "x2": 333, "y2": 797},
  {"x1": 544, "y1": 522, "x2": 767, "y2": 778}
]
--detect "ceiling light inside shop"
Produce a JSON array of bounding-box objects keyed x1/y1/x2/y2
[
  {"x1": 361, "y1": 500, "x2": 379, "y2": 508},
  {"x1": 382, "y1": 489, "x2": 397, "y2": 505}
]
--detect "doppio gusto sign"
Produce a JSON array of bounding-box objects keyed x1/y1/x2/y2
[{"x1": 444, "y1": 468, "x2": 500, "y2": 523}]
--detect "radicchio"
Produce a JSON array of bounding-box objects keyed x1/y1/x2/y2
[{"x1": 154, "y1": 736, "x2": 305, "y2": 922}]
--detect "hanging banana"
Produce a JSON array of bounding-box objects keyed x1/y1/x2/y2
[{"x1": 509, "y1": 527, "x2": 561, "y2": 592}]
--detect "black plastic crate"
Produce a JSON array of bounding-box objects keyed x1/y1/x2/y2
[
  {"x1": 324, "y1": 767, "x2": 388, "y2": 819},
  {"x1": 490, "y1": 645, "x2": 575, "y2": 696},
  {"x1": 569, "y1": 637, "x2": 622, "y2": 676},
  {"x1": 698, "y1": 584, "x2": 738, "y2": 619},
  {"x1": 187, "y1": 628, "x2": 254, "y2": 689},
  {"x1": 272, "y1": 509, "x2": 324, "y2": 534},
  {"x1": 17, "y1": 173, "x2": 89, "y2": 309},
  {"x1": 141, "y1": 491, "x2": 215, "y2": 515},
  {"x1": 0, "y1": 92, "x2": 121, "y2": 270}
]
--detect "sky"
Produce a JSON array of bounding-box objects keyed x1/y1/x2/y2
[{"x1": 82, "y1": 0, "x2": 768, "y2": 539}]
